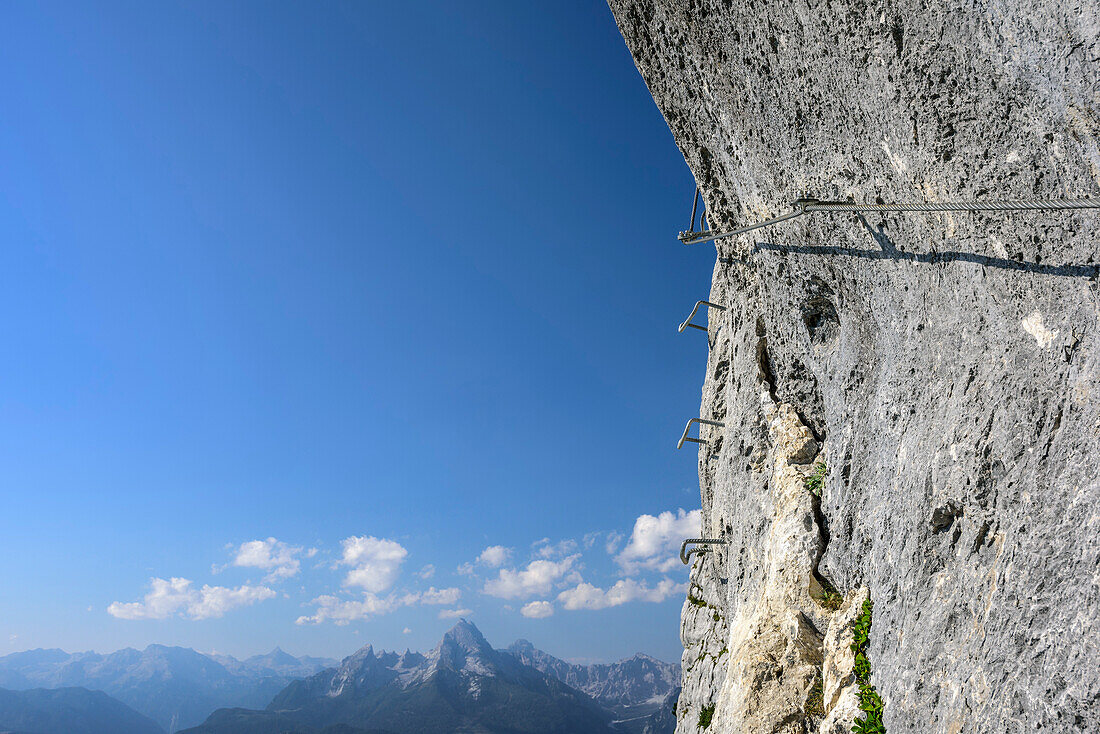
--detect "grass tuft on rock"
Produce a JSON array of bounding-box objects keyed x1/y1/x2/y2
[
  {"x1": 804, "y1": 461, "x2": 827, "y2": 496},
  {"x1": 806, "y1": 675, "x2": 824, "y2": 717},
  {"x1": 816, "y1": 576, "x2": 844, "y2": 611},
  {"x1": 698, "y1": 704, "x2": 715, "y2": 729},
  {"x1": 850, "y1": 599, "x2": 886, "y2": 733}
]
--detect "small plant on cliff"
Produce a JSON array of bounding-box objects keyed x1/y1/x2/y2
[
  {"x1": 805, "y1": 461, "x2": 827, "y2": 496},
  {"x1": 805, "y1": 675, "x2": 825, "y2": 717},
  {"x1": 698, "y1": 704, "x2": 715, "y2": 729},
  {"x1": 816, "y1": 576, "x2": 844, "y2": 611},
  {"x1": 687, "y1": 592, "x2": 707, "y2": 608},
  {"x1": 850, "y1": 599, "x2": 886, "y2": 733},
  {"x1": 853, "y1": 686, "x2": 885, "y2": 734}
]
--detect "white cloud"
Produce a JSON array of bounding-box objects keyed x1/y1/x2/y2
[
  {"x1": 409, "y1": 587, "x2": 462, "y2": 605},
  {"x1": 403, "y1": 627, "x2": 412, "y2": 634},
  {"x1": 109, "y1": 578, "x2": 193, "y2": 620},
  {"x1": 582, "y1": 532, "x2": 601, "y2": 549},
  {"x1": 520, "y1": 601, "x2": 554, "y2": 619},
  {"x1": 615, "y1": 509, "x2": 701, "y2": 574},
  {"x1": 556, "y1": 578, "x2": 681, "y2": 611},
  {"x1": 533, "y1": 538, "x2": 578, "y2": 559},
  {"x1": 456, "y1": 562, "x2": 475, "y2": 576},
  {"x1": 109, "y1": 577, "x2": 275, "y2": 620},
  {"x1": 340, "y1": 536, "x2": 408, "y2": 592},
  {"x1": 298, "y1": 585, "x2": 462, "y2": 626},
  {"x1": 477, "y1": 545, "x2": 512, "y2": 568},
  {"x1": 295, "y1": 593, "x2": 400, "y2": 625},
  {"x1": 483, "y1": 556, "x2": 580, "y2": 600},
  {"x1": 232, "y1": 538, "x2": 304, "y2": 582},
  {"x1": 189, "y1": 585, "x2": 278, "y2": 619},
  {"x1": 604, "y1": 531, "x2": 624, "y2": 555},
  {"x1": 438, "y1": 608, "x2": 473, "y2": 619},
  {"x1": 418, "y1": 564, "x2": 436, "y2": 579}
]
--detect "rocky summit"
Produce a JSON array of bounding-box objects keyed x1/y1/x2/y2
[
  {"x1": 607, "y1": 1, "x2": 1100, "y2": 732},
  {"x1": 181, "y1": 620, "x2": 613, "y2": 734}
]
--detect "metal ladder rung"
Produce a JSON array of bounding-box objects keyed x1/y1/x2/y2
[
  {"x1": 678, "y1": 300, "x2": 727, "y2": 334},
  {"x1": 677, "y1": 418, "x2": 725, "y2": 450},
  {"x1": 680, "y1": 537, "x2": 728, "y2": 565}
]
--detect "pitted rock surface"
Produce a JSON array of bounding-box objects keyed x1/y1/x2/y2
[
  {"x1": 607, "y1": 1, "x2": 1100, "y2": 731},
  {"x1": 678, "y1": 553, "x2": 729, "y2": 734}
]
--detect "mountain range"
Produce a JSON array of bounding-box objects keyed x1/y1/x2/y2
[
  {"x1": 182, "y1": 620, "x2": 612, "y2": 734},
  {"x1": 0, "y1": 645, "x2": 336, "y2": 732},
  {"x1": 503, "y1": 639, "x2": 679, "y2": 721},
  {"x1": 0, "y1": 623, "x2": 679, "y2": 734}
]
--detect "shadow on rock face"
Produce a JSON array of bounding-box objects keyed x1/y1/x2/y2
[{"x1": 753, "y1": 214, "x2": 1100, "y2": 279}]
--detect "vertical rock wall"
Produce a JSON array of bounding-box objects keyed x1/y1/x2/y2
[{"x1": 608, "y1": 1, "x2": 1100, "y2": 731}]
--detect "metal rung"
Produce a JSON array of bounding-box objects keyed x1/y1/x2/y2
[
  {"x1": 677, "y1": 418, "x2": 725, "y2": 450},
  {"x1": 680, "y1": 538, "x2": 728, "y2": 565},
  {"x1": 678, "y1": 300, "x2": 727, "y2": 334}
]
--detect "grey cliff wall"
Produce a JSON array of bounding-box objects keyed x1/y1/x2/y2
[{"x1": 607, "y1": 1, "x2": 1100, "y2": 732}]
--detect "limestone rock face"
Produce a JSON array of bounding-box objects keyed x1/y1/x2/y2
[
  {"x1": 820, "y1": 588, "x2": 869, "y2": 722},
  {"x1": 710, "y1": 399, "x2": 825, "y2": 734},
  {"x1": 607, "y1": 1, "x2": 1100, "y2": 731},
  {"x1": 678, "y1": 553, "x2": 729, "y2": 734}
]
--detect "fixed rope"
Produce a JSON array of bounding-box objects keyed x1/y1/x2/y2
[{"x1": 678, "y1": 196, "x2": 1100, "y2": 245}]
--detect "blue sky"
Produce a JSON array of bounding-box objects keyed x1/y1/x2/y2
[{"x1": 0, "y1": 1, "x2": 717, "y2": 664}]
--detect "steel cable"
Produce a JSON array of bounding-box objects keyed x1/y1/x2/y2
[{"x1": 678, "y1": 197, "x2": 1100, "y2": 245}]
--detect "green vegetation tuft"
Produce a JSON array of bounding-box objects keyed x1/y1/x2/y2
[
  {"x1": 853, "y1": 685, "x2": 885, "y2": 734},
  {"x1": 804, "y1": 461, "x2": 827, "y2": 496},
  {"x1": 687, "y1": 592, "x2": 707, "y2": 608},
  {"x1": 817, "y1": 576, "x2": 844, "y2": 611},
  {"x1": 850, "y1": 599, "x2": 886, "y2": 734},
  {"x1": 698, "y1": 704, "x2": 715, "y2": 729},
  {"x1": 806, "y1": 676, "x2": 824, "y2": 717}
]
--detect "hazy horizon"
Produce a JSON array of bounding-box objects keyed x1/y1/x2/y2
[{"x1": 4, "y1": 617, "x2": 680, "y2": 668}]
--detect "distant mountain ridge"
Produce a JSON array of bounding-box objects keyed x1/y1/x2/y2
[
  {"x1": 0, "y1": 686, "x2": 163, "y2": 734},
  {"x1": 502, "y1": 639, "x2": 680, "y2": 717},
  {"x1": 1, "y1": 628, "x2": 679, "y2": 734},
  {"x1": 0, "y1": 645, "x2": 336, "y2": 732},
  {"x1": 209, "y1": 647, "x2": 339, "y2": 679},
  {"x1": 182, "y1": 620, "x2": 614, "y2": 734}
]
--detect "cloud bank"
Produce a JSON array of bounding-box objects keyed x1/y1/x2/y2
[
  {"x1": 482, "y1": 556, "x2": 580, "y2": 599},
  {"x1": 615, "y1": 509, "x2": 701, "y2": 574},
  {"x1": 232, "y1": 537, "x2": 311, "y2": 582},
  {"x1": 109, "y1": 577, "x2": 275, "y2": 620},
  {"x1": 557, "y1": 578, "x2": 681, "y2": 610}
]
